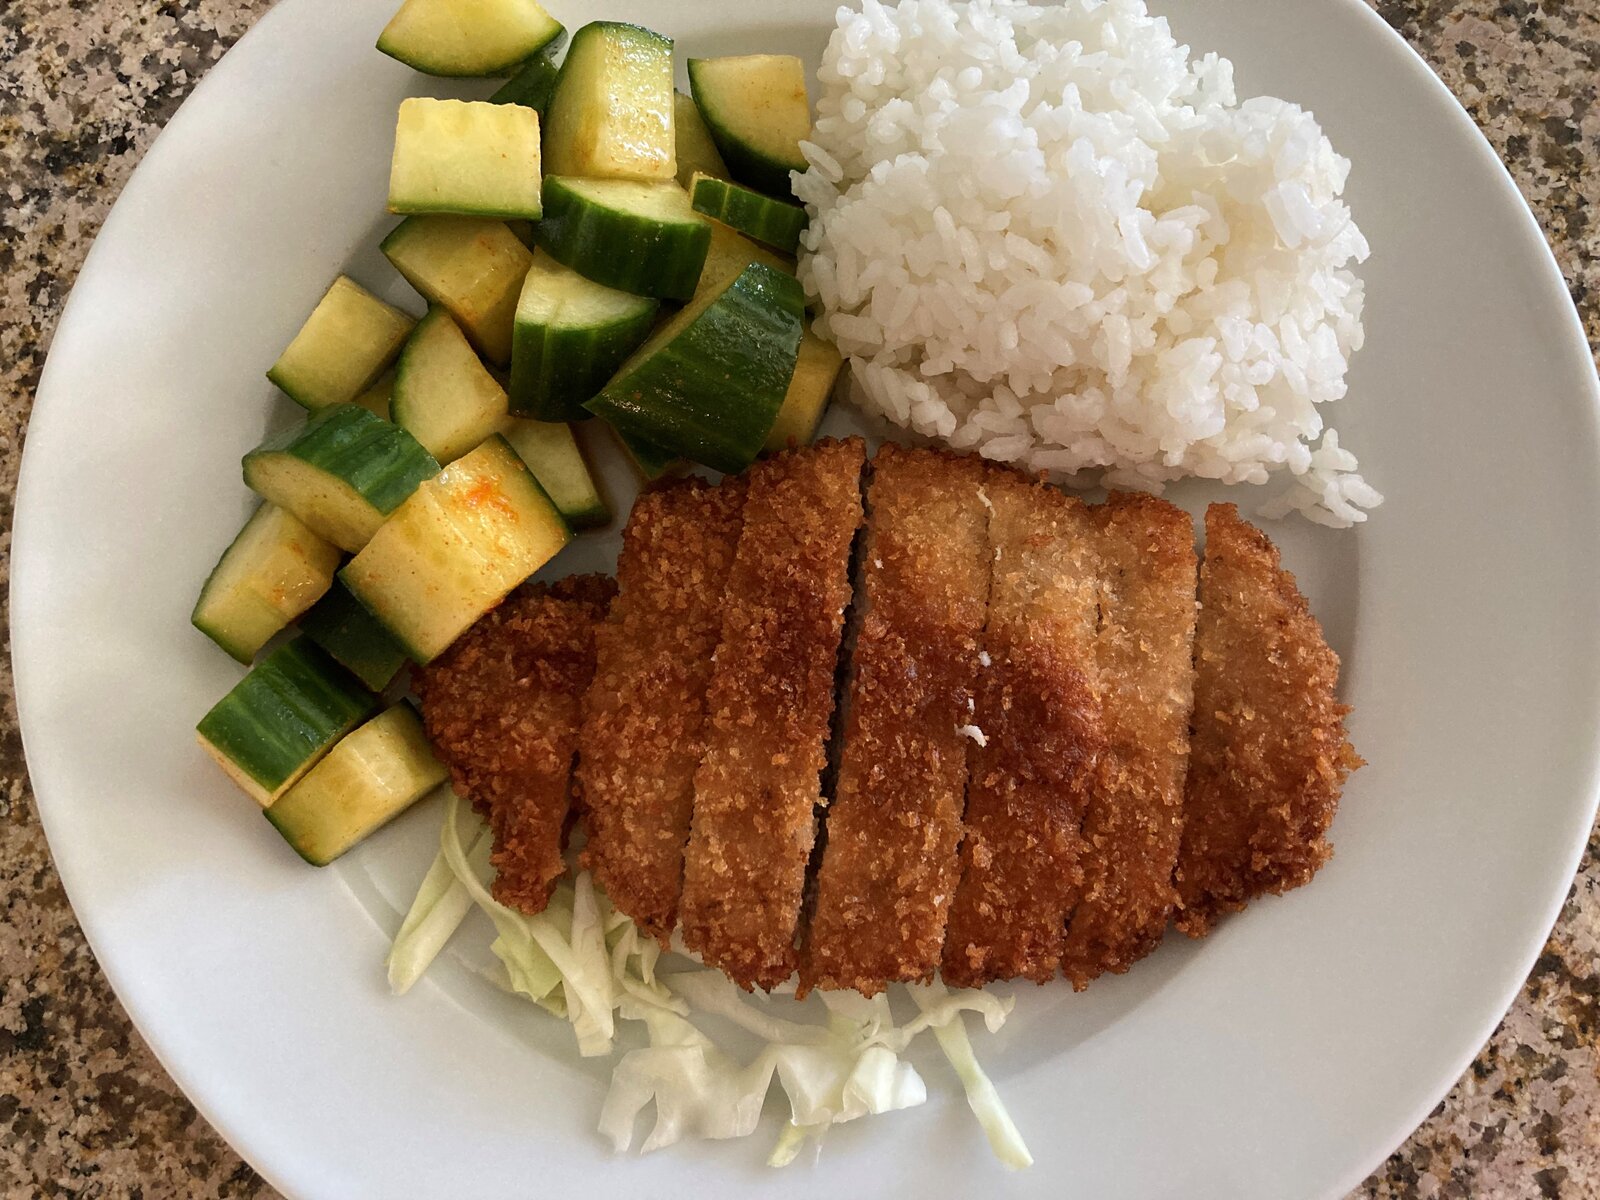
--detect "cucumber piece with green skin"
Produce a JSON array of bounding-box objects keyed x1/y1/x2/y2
[
  {"x1": 389, "y1": 98, "x2": 543, "y2": 220},
  {"x1": 381, "y1": 215, "x2": 533, "y2": 366},
  {"x1": 490, "y1": 43, "x2": 563, "y2": 111},
  {"x1": 197, "y1": 639, "x2": 377, "y2": 808},
  {"x1": 509, "y1": 251, "x2": 658, "y2": 421},
  {"x1": 298, "y1": 577, "x2": 410, "y2": 693},
  {"x1": 243, "y1": 405, "x2": 440, "y2": 554},
  {"x1": 536, "y1": 177, "x2": 709, "y2": 302},
  {"x1": 265, "y1": 705, "x2": 447, "y2": 866},
  {"x1": 543, "y1": 21, "x2": 676, "y2": 182},
  {"x1": 688, "y1": 55, "x2": 811, "y2": 198},
  {"x1": 585, "y1": 262, "x2": 804, "y2": 474},
  {"x1": 391, "y1": 307, "x2": 510, "y2": 464},
  {"x1": 674, "y1": 91, "x2": 728, "y2": 191},
  {"x1": 353, "y1": 369, "x2": 394, "y2": 420},
  {"x1": 192, "y1": 504, "x2": 341, "y2": 664},
  {"x1": 376, "y1": 0, "x2": 563, "y2": 77},
  {"x1": 695, "y1": 218, "x2": 793, "y2": 299},
  {"x1": 613, "y1": 426, "x2": 681, "y2": 482},
  {"x1": 267, "y1": 276, "x2": 415, "y2": 411},
  {"x1": 341, "y1": 435, "x2": 571, "y2": 663},
  {"x1": 764, "y1": 326, "x2": 844, "y2": 453},
  {"x1": 690, "y1": 172, "x2": 806, "y2": 254},
  {"x1": 499, "y1": 418, "x2": 610, "y2": 529}
]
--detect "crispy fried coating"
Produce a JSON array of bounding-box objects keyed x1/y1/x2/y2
[
  {"x1": 1174, "y1": 504, "x2": 1362, "y2": 937},
  {"x1": 1061, "y1": 492, "x2": 1198, "y2": 987},
  {"x1": 678, "y1": 438, "x2": 867, "y2": 991},
  {"x1": 415, "y1": 575, "x2": 614, "y2": 914},
  {"x1": 941, "y1": 473, "x2": 1104, "y2": 988},
  {"x1": 577, "y1": 476, "x2": 746, "y2": 944},
  {"x1": 800, "y1": 446, "x2": 995, "y2": 995}
]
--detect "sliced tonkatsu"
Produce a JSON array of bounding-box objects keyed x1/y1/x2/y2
[
  {"x1": 677, "y1": 438, "x2": 867, "y2": 991},
  {"x1": 801, "y1": 446, "x2": 995, "y2": 996},
  {"x1": 577, "y1": 475, "x2": 746, "y2": 944},
  {"x1": 1174, "y1": 503, "x2": 1362, "y2": 937},
  {"x1": 1061, "y1": 492, "x2": 1198, "y2": 988},
  {"x1": 941, "y1": 472, "x2": 1105, "y2": 988},
  {"x1": 415, "y1": 574, "x2": 614, "y2": 914}
]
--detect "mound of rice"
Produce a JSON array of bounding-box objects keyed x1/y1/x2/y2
[{"x1": 796, "y1": 0, "x2": 1381, "y2": 526}]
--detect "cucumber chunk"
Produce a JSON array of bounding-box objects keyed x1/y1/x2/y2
[
  {"x1": 341, "y1": 434, "x2": 571, "y2": 662},
  {"x1": 536, "y1": 177, "x2": 709, "y2": 302},
  {"x1": 265, "y1": 705, "x2": 447, "y2": 866},
  {"x1": 696, "y1": 218, "x2": 793, "y2": 299},
  {"x1": 690, "y1": 172, "x2": 806, "y2": 254},
  {"x1": 611, "y1": 426, "x2": 680, "y2": 482},
  {"x1": 389, "y1": 98, "x2": 543, "y2": 220},
  {"x1": 491, "y1": 42, "x2": 563, "y2": 111},
  {"x1": 509, "y1": 251, "x2": 657, "y2": 421},
  {"x1": 193, "y1": 504, "x2": 341, "y2": 664},
  {"x1": 267, "y1": 276, "x2": 415, "y2": 411},
  {"x1": 499, "y1": 417, "x2": 610, "y2": 529},
  {"x1": 674, "y1": 90, "x2": 729, "y2": 190},
  {"x1": 197, "y1": 639, "x2": 377, "y2": 808},
  {"x1": 391, "y1": 307, "x2": 510, "y2": 464},
  {"x1": 765, "y1": 326, "x2": 844, "y2": 453},
  {"x1": 543, "y1": 21, "x2": 675, "y2": 182},
  {"x1": 688, "y1": 55, "x2": 811, "y2": 197},
  {"x1": 381, "y1": 215, "x2": 533, "y2": 365},
  {"x1": 299, "y1": 577, "x2": 410, "y2": 693},
  {"x1": 376, "y1": 0, "x2": 564, "y2": 77},
  {"x1": 585, "y1": 262, "x2": 804, "y2": 473},
  {"x1": 243, "y1": 405, "x2": 440, "y2": 554},
  {"x1": 353, "y1": 369, "x2": 395, "y2": 420}
]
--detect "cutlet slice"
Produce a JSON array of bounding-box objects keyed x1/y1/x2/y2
[
  {"x1": 415, "y1": 574, "x2": 614, "y2": 914},
  {"x1": 1061, "y1": 492, "x2": 1198, "y2": 988},
  {"x1": 941, "y1": 473, "x2": 1105, "y2": 988},
  {"x1": 1174, "y1": 504, "x2": 1362, "y2": 937},
  {"x1": 678, "y1": 438, "x2": 867, "y2": 991},
  {"x1": 800, "y1": 446, "x2": 995, "y2": 996},
  {"x1": 577, "y1": 476, "x2": 746, "y2": 944}
]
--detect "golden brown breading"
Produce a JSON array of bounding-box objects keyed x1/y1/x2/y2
[
  {"x1": 800, "y1": 446, "x2": 995, "y2": 996},
  {"x1": 1174, "y1": 504, "x2": 1362, "y2": 937},
  {"x1": 415, "y1": 575, "x2": 614, "y2": 914},
  {"x1": 941, "y1": 473, "x2": 1104, "y2": 988},
  {"x1": 577, "y1": 476, "x2": 746, "y2": 944},
  {"x1": 678, "y1": 438, "x2": 867, "y2": 991},
  {"x1": 1061, "y1": 492, "x2": 1198, "y2": 987}
]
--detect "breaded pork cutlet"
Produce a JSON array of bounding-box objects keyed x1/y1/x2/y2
[
  {"x1": 801, "y1": 446, "x2": 995, "y2": 996},
  {"x1": 1174, "y1": 503, "x2": 1362, "y2": 937},
  {"x1": 1061, "y1": 492, "x2": 1198, "y2": 988},
  {"x1": 577, "y1": 476, "x2": 746, "y2": 944},
  {"x1": 678, "y1": 438, "x2": 867, "y2": 991},
  {"x1": 415, "y1": 575, "x2": 614, "y2": 914},
  {"x1": 941, "y1": 473, "x2": 1105, "y2": 988}
]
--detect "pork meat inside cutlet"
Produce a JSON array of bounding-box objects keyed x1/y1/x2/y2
[
  {"x1": 941, "y1": 473, "x2": 1105, "y2": 988},
  {"x1": 801, "y1": 445, "x2": 995, "y2": 996},
  {"x1": 1060, "y1": 492, "x2": 1198, "y2": 988},
  {"x1": 577, "y1": 475, "x2": 746, "y2": 944},
  {"x1": 415, "y1": 574, "x2": 614, "y2": 914},
  {"x1": 678, "y1": 438, "x2": 867, "y2": 991},
  {"x1": 1174, "y1": 503, "x2": 1362, "y2": 937}
]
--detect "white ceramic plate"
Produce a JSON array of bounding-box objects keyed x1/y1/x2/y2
[{"x1": 16, "y1": 1, "x2": 1600, "y2": 1196}]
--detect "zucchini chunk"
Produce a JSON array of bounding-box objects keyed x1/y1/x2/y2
[
  {"x1": 265, "y1": 705, "x2": 448, "y2": 866},
  {"x1": 340, "y1": 434, "x2": 571, "y2": 662},
  {"x1": 542, "y1": 21, "x2": 675, "y2": 181},
  {"x1": 688, "y1": 55, "x2": 811, "y2": 197},
  {"x1": 376, "y1": 0, "x2": 564, "y2": 77},
  {"x1": 509, "y1": 250, "x2": 657, "y2": 421},
  {"x1": 196, "y1": 639, "x2": 377, "y2": 808},
  {"x1": 585, "y1": 261, "x2": 804, "y2": 473},
  {"x1": 764, "y1": 326, "x2": 844, "y2": 452},
  {"x1": 690, "y1": 172, "x2": 806, "y2": 254},
  {"x1": 674, "y1": 90, "x2": 729, "y2": 190},
  {"x1": 381, "y1": 215, "x2": 533, "y2": 365},
  {"x1": 299, "y1": 576, "x2": 411, "y2": 693},
  {"x1": 267, "y1": 276, "x2": 415, "y2": 411},
  {"x1": 391, "y1": 307, "x2": 510, "y2": 463},
  {"x1": 490, "y1": 42, "x2": 563, "y2": 111},
  {"x1": 499, "y1": 417, "x2": 610, "y2": 529},
  {"x1": 193, "y1": 504, "x2": 341, "y2": 664},
  {"x1": 536, "y1": 177, "x2": 709, "y2": 302},
  {"x1": 243, "y1": 404, "x2": 440, "y2": 554},
  {"x1": 389, "y1": 98, "x2": 543, "y2": 220}
]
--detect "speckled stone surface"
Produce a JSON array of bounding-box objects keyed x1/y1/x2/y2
[{"x1": 1, "y1": 1, "x2": 1596, "y2": 1196}]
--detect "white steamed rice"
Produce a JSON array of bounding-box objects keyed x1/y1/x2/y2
[{"x1": 796, "y1": 0, "x2": 1382, "y2": 526}]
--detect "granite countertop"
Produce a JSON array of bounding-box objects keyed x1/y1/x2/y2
[{"x1": 2, "y1": 1, "x2": 1597, "y2": 1195}]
